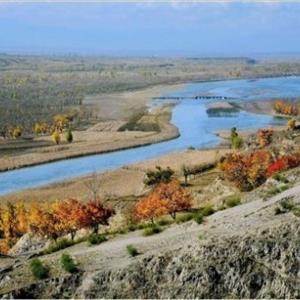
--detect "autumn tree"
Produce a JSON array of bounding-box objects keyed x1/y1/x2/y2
[
  {"x1": 12, "y1": 126, "x2": 22, "y2": 139},
  {"x1": 1, "y1": 202, "x2": 17, "y2": 239},
  {"x1": 273, "y1": 100, "x2": 298, "y2": 116},
  {"x1": 257, "y1": 129, "x2": 273, "y2": 148},
  {"x1": 15, "y1": 201, "x2": 28, "y2": 236},
  {"x1": 134, "y1": 180, "x2": 192, "y2": 222},
  {"x1": 287, "y1": 118, "x2": 296, "y2": 130},
  {"x1": 84, "y1": 199, "x2": 115, "y2": 233},
  {"x1": 52, "y1": 199, "x2": 88, "y2": 240},
  {"x1": 156, "y1": 180, "x2": 192, "y2": 219},
  {"x1": 52, "y1": 130, "x2": 61, "y2": 145},
  {"x1": 133, "y1": 192, "x2": 167, "y2": 223}
]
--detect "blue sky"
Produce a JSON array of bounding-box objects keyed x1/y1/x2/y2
[{"x1": 0, "y1": 2, "x2": 300, "y2": 56}]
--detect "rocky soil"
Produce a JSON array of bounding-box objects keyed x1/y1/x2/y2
[{"x1": 1, "y1": 180, "x2": 300, "y2": 298}]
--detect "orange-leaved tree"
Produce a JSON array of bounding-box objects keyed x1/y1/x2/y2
[
  {"x1": 154, "y1": 180, "x2": 192, "y2": 219},
  {"x1": 15, "y1": 201, "x2": 28, "y2": 237},
  {"x1": 84, "y1": 199, "x2": 115, "y2": 234},
  {"x1": 133, "y1": 180, "x2": 192, "y2": 222},
  {"x1": 133, "y1": 192, "x2": 167, "y2": 224},
  {"x1": 52, "y1": 199, "x2": 88, "y2": 240}
]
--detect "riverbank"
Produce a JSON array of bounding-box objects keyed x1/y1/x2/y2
[
  {"x1": 0, "y1": 83, "x2": 183, "y2": 172},
  {"x1": 0, "y1": 147, "x2": 231, "y2": 206}
]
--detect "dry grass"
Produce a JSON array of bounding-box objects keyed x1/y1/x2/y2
[{"x1": 0, "y1": 105, "x2": 178, "y2": 172}]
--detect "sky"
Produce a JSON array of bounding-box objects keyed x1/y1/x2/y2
[{"x1": 0, "y1": 1, "x2": 300, "y2": 56}]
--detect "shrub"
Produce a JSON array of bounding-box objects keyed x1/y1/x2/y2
[
  {"x1": 157, "y1": 218, "x2": 174, "y2": 226},
  {"x1": 193, "y1": 213, "x2": 204, "y2": 224},
  {"x1": 280, "y1": 197, "x2": 294, "y2": 210},
  {"x1": 175, "y1": 213, "x2": 194, "y2": 224},
  {"x1": 30, "y1": 258, "x2": 49, "y2": 279},
  {"x1": 43, "y1": 238, "x2": 75, "y2": 254},
  {"x1": 272, "y1": 173, "x2": 288, "y2": 183},
  {"x1": 51, "y1": 130, "x2": 61, "y2": 145},
  {"x1": 61, "y1": 253, "x2": 77, "y2": 273},
  {"x1": 232, "y1": 136, "x2": 243, "y2": 149},
  {"x1": 225, "y1": 195, "x2": 241, "y2": 208},
  {"x1": 143, "y1": 166, "x2": 175, "y2": 186},
  {"x1": 292, "y1": 207, "x2": 300, "y2": 217},
  {"x1": 265, "y1": 187, "x2": 281, "y2": 198},
  {"x1": 257, "y1": 129, "x2": 273, "y2": 147},
  {"x1": 143, "y1": 224, "x2": 163, "y2": 236},
  {"x1": 274, "y1": 207, "x2": 284, "y2": 215},
  {"x1": 88, "y1": 233, "x2": 107, "y2": 245},
  {"x1": 65, "y1": 129, "x2": 73, "y2": 143},
  {"x1": 126, "y1": 245, "x2": 139, "y2": 257},
  {"x1": 201, "y1": 206, "x2": 215, "y2": 216}
]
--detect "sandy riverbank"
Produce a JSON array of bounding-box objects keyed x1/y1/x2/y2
[
  {"x1": 0, "y1": 148, "x2": 231, "y2": 206},
  {"x1": 0, "y1": 83, "x2": 184, "y2": 172}
]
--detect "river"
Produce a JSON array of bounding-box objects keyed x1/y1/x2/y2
[{"x1": 1, "y1": 76, "x2": 300, "y2": 195}]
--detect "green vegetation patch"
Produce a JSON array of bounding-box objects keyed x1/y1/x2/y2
[
  {"x1": 43, "y1": 238, "x2": 78, "y2": 255},
  {"x1": 88, "y1": 233, "x2": 107, "y2": 245},
  {"x1": 224, "y1": 195, "x2": 241, "y2": 208},
  {"x1": 30, "y1": 258, "x2": 49, "y2": 279},
  {"x1": 143, "y1": 224, "x2": 163, "y2": 236},
  {"x1": 61, "y1": 253, "x2": 78, "y2": 273},
  {"x1": 126, "y1": 244, "x2": 139, "y2": 257}
]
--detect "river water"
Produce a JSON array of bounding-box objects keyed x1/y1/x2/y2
[{"x1": 1, "y1": 76, "x2": 300, "y2": 195}]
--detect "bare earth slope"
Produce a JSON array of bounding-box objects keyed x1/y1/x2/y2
[{"x1": 1, "y1": 183, "x2": 300, "y2": 298}]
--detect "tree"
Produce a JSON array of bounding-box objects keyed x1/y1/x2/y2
[
  {"x1": 257, "y1": 129, "x2": 273, "y2": 147},
  {"x1": 15, "y1": 201, "x2": 28, "y2": 237},
  {"x1": 52, "y1": 130, "x2": 61, "y2": 145},
  {"x1": 84, "y1": 199, "x2": 115, "y2": 233},
  {"x1": 1, "y1": 202, "x2": 17, "y2": 239},
  {"x1": 52, "y1": 199, "x2": 88, "y2": 240},
  {"x1": 133, "y1": 192, "x2": 167, "y2": 224},
  {"x1": 231, "y1": 128, "x2": 243, "y2": 149},
  {"x1": 287, "y1": 118, "x2": 296, "y2": 130},
  {"x1": 134, "y1": 180, "x2": 192, "y2": 222},
  {"x1": 65, "y1": 129, "x2": 73, "y2": 143},
  {"x1": 157, "y1": 180, "x2": 192, "y2": 219},
  {"x1": 181, "y1": 165, "x2": 191, "y2": 186},
  {"x1": 144, "y1": 166, "x2": 174, "y2": 186},
  {"x1": 84, "y1": 172, "x2": 101, "y2": 201},
  {"x1": 12, "y1": 126, "x2": 22, "y2": 139}
]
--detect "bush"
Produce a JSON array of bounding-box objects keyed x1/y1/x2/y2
[
  {"x1": 157, "y1": 218, "x2": 174, "y2": 226},
  {"x1": 272, "y1": 173, "x2": 289, "y2": 183},
  {"x1": 175, "y1": 213, "x2": 194, "y2": 224},
  {"x1": 232, "y1": 136, "x2": 243, "y2": 149},
  {"x1": 88, "y1": 233, "x2": 107, "y2": 245},
  {"x1": 143, "y1": 224, "x2": 163, "y2": 236},
  {"x1": 126, "y1": 245, "x2": 139, "y2": 257},
  {"x1": 201, "y1": 206, "x2": 215, "y2": 216},
  {"x1": 225, "y1": 195, "x2": 241, "y2": 208},
  {"x1": 51, "y1": 130, "x2": 61, "y2": 145},
  {"x1": 280, "y1": 197, "x2": 294, "y2": 210},
  {"x1": 43, "y1": 238, "x2": 76, "y2": 254},
  {"x1": 193, "y1": 213, "x2": 204, "y2": 224},
  {"x1": 143, "y1": 166, "x2": 174, "y2": 186},
  {"x1": 30, "y1": 258, "x2": 49, "y2": 279},
  {"x1": 274, "y1": 207, "x2": 284, "y2": 215},
  {"x1": 65, "y1": 129, "x2": 73, "y2": 143},
  {"x1": 292, "y1": 207, "x2": 300, "y2": 217},
  {"x1": 61, "y1": 253, "x2": 77, "y2": 273}
]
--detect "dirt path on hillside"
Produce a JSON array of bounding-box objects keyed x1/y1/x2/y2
[{"x1": 2, "y1": 182, "x2": 299, "y2": 295}]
